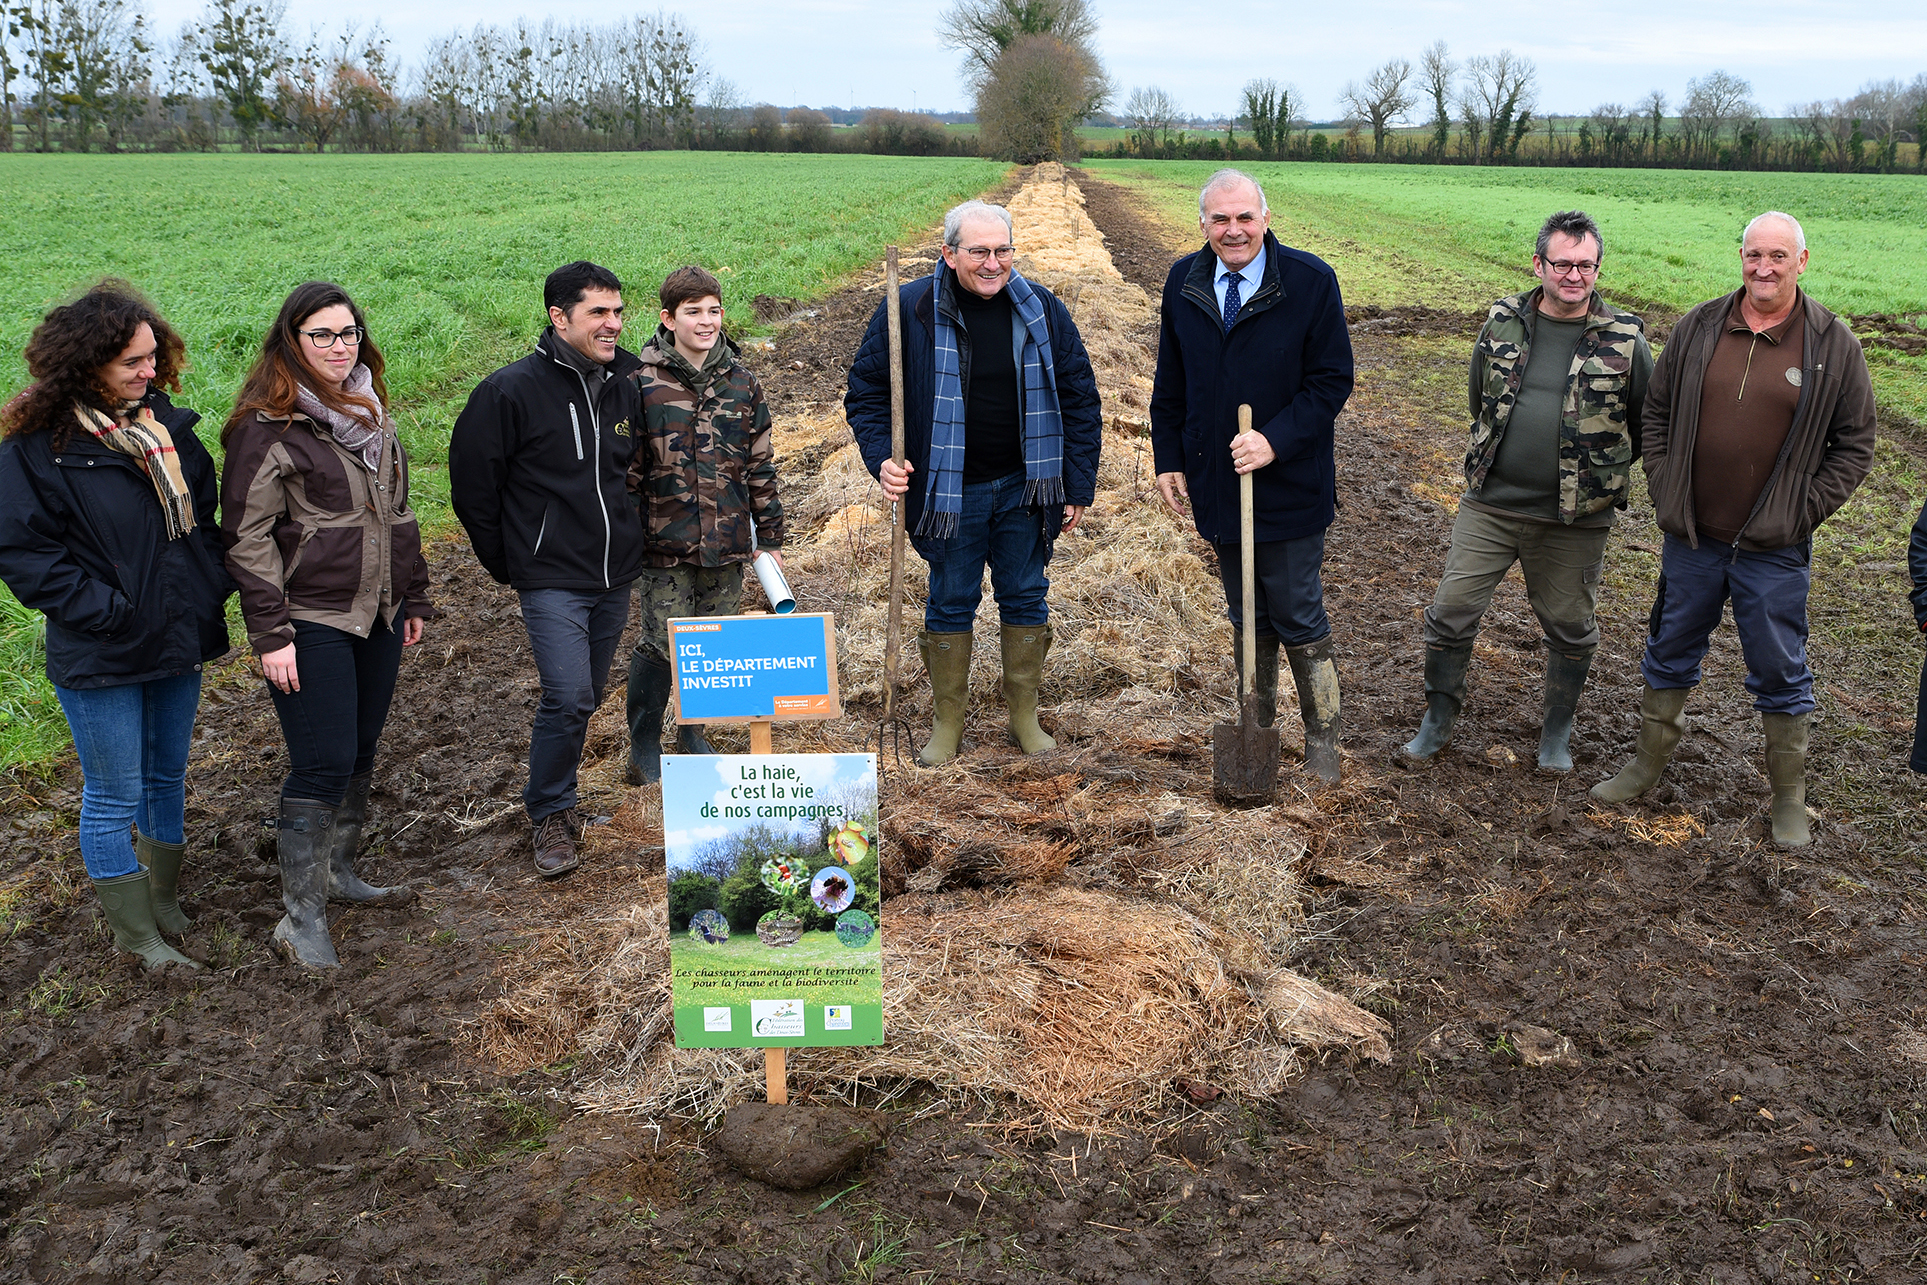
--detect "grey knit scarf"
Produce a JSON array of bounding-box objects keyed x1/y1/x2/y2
[{"x1": 295, "y1": 364, "x2": 386, "y2": 471}]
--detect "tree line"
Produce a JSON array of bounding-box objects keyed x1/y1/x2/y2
[
  {"x1": 0, "y1": 0, "x2": 979, "y2": 153},
  {"x1": 1113, "y1": 48, "x2": 1927, "y2": 174}
]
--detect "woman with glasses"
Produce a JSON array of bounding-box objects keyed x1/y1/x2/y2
[
  {"x1": 221, "y1": 282, "x2": 433, "y2": 968},
  {"x1": 0, "y1": 282, "x2": 231, "y2": 969}
]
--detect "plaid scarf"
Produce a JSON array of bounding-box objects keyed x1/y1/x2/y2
[
  {"x1": 73, "y1": 402, "x2": 196, "y2": 540},
  {"x1": 920, "y1": 263, "x2": 1065, "y2": 541}
]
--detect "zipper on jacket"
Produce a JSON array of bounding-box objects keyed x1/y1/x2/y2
[
  {"x1": 533, "y1": 509, "x2": 548, "y2": 557},
  {"x1": 554, "y1": 356, "x2": 617, "y2": 590}
]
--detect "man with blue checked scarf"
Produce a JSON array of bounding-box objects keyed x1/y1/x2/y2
[{"x1": 846, "y1": 199, "x2": 1102, "y2": 766}]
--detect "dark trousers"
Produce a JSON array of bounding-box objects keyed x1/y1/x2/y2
[
  {"x1": 1913, "y1": 653, "x2": 1927, "y2": 773},
  {"x1": 1640, "y1": 533, "x2": 1814, "y2": 715},
  {"x1": 924, "y1": 472, "x2": 1051, "y2": 632},
  {"x1": 1214, "y1": 531, "x2": 1330, "y2": 646},
  {"x1": 267, "y1": 616, "x2": 405, "y2": 806},
  {"x1": 519, "y1": 585, "x2": 631, "y2": 821}
]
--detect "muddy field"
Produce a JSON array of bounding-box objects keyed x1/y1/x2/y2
[{"x1": 6, "y1": 169, "x2": 1927, "y2": 1285}]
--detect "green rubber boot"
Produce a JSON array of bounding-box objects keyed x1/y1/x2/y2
[
  {"x1": 1286, "y1": 638, "x2": 1343, "y2": 785},
  {"x1": 1401, "y1": 642, "x2": 1474, "y2": 762},
  {"x1": 1762, "y1": 711, "x2": 1812, "y2": 848},
  {"x1": 1000, "y1": 624, "x2": 1058, "y2": 754},
  {"x1": 135, "y1": 830, "x2": 191, "y2": 936},
  {"x1": 1591, "y1": 685, "x2": 1689, "y2": 803},
  {"x1": 1537, "y1": 647, "x2": 1596, "y2": 775},
  {"x1": 94, "y1": 870, "x2": 198, "y2": 970},
  {"x1": 917, "y1": 630, "x2": 974, "y2": 766}
]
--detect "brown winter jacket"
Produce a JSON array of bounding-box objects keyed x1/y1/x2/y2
[
  {"x1": 1641, "y1": 288, "x2": 1876, "y2": 552},
  {"x1": 221, "y1": 410, "x2": 434, "y2": 655}
]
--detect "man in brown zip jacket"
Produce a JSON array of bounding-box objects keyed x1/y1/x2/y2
[{"x1": 1592, "y1": 212, "x2": 1876, "y2": 848}]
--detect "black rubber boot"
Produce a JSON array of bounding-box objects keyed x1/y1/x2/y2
[
  {"x1": 1537, "y1": 647, "x2": 1595, "y2": 774},
  {"x1": 676, "y1": 724, "x2": 716, "y2": 754},
  {"x1": 1401, "y1": 642, "x2": 1473, "y2": 762},
  {"x1": 135, "y1": 830, "x2": 192, "y2": 935},
  {"x1": 94, "y1": 870, "x2": 198, "y2": 970},
  {"x1": 327, "y1": 774, "x2": 413, "y2": 905},
  {"x1": 1286, "y1": 638, "x2": 1344, "y2": 785},
  {"x1": 273, "y1": 799, "x2": 339, "y2": 968},
  {"x1": 1232, "y1": 631, "x2": 1282, "y2": 728},
  {"x1": 625, "y1": 653, "x2": 673, "y2": 785}
]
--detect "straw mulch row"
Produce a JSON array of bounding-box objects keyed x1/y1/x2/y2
[{"x1": 466, "y1": 165, "x2": 1390, "y2": 1131}]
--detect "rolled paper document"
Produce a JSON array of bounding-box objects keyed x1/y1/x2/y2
[{"x1": 752, "y1": 551, "x2": 795, "y2": 614}]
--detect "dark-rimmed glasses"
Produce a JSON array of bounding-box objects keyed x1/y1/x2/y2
[{"x1": 302, "y1": 326, "x2": 366, "y2": 349}]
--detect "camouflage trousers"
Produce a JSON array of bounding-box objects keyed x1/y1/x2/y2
[{"x1": 632, "y1": 564, "x2": 745, "y2": 666}]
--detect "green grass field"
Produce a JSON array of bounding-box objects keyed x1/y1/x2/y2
[
  {"x1": 1088, "y1": 160, "x2": 1927, "y2": 424},
  {"x1": 0, "y1": 151, "x2": 1006, "y2": 766}
]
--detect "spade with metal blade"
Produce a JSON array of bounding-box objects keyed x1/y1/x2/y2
[{"x1": 1213, "y1": 404, "x2": 1280, "y2": 805}]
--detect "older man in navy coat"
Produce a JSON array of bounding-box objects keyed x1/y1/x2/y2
[{"x1": 1151, "y1": 168, "x2": 1355, "y2": 783}]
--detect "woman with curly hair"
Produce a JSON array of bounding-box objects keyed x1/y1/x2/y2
[
  {"x1": 221, "y1": 282, "x2": 433, "y2": 968},
  {"x1": 0, "y1": 282, "x2": 232, "y2": 970}
]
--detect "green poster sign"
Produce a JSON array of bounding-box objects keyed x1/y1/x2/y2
[{"x1": 664, "y1": 753, "x2": 883, "y2": 1049}]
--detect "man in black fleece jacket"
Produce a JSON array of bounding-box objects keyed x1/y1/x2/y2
[{"x1": 450, "y1": 261, "x2": 646, "y2": 878}]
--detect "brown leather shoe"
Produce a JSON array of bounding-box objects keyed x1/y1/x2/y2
[{"x1": 532, "y1": 812, "x2": 579, "y2": 879}]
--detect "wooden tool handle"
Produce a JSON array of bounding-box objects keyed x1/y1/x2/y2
[
  {"x1": 1238, "y1": 405, "x2": 1256, "y2": 698},
  {"x1": 883, "y1": 248, "x2": 907, "y2": 714}
]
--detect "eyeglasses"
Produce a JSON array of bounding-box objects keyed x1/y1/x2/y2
[
  {"x1": 302, "y1": 326, "x2": 365, "y2": 349},
  {"x1": 1542, "y1": 260, "x2": 1600, "y2": 278},
  {"x1": 952, "y1": 245, "x2": 1015, "y2": 264}
]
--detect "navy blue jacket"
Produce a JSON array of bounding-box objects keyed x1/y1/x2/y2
[
  {"x1": 0, "y1": 392, "x2": 232, "y2": 689},
  {"x1": 1149, "y1": 231, "x2": 1355, "y2": 544},
  {"x1": 845, "y1": 269, "x2": 1102, "y2": 561}
]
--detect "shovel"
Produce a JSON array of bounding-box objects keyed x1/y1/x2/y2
[
  {"x1": 871, "y1": 245, "x2": 913, "y2": 765},
  {"x1": 1212, "y1": 404, "x2": 1280, "y2": 805}
]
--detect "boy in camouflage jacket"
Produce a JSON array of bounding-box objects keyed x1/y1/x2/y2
[{"x1": 623, "y1": 266, "x2": 785, "y2": 784}]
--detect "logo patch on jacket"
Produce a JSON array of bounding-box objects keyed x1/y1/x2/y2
[{"x1": 611, "y1": 418, "x2": 633, "y2": 438}]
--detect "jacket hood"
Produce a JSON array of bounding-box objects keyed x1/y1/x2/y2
[{"x1": 639, "y1": 327, "x2": 740, "y2": 386}]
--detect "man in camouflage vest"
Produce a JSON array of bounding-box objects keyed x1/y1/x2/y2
[
  {"x1": 623, "y1": 265, "x2": 784, "y2": 785},
  {"x1": 1402, "y1": 210, "x2": 1653, "y2": 773}
]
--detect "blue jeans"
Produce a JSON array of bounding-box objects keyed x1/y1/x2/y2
[
  {"x1": 519, "y1": 585, "x2": 632, "y2": 821},
  {"x1": 266, "y1": 616, "x2": 404, "y2": 805},
  {"x1": 924, "y1": 472, "x2": 1050, "y2": 633},
  {"x1": 54, "y1": 672, "x2": 203, "y2": 879},
  {"x1": 1214, "y1": 531, "x2": 1330, "y2": 646},
  {"x1": 1640, "y1": 533, "x2": 1814, "y2": 715}
]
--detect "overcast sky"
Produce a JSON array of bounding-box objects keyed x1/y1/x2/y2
[{"x1": 141, "y1": 0, "x2": 1924, "y2": 121}]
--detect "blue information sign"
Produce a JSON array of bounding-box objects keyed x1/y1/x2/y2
[{"x1": 668, "y1": 612, "x2": 841, "y2": 724}]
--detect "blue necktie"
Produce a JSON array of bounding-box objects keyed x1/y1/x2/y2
[{"x1": 1221, "y1": 269, "x2": 1243, "y2": 332}]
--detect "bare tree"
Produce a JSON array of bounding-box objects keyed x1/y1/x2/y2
[
  {"x1": 786, "y1": 105, "x2": 829, "y2": 151},
  {"x1": 1587, "y1": 101, "x2": 1633, "y2": 162},
  {"x1": 192, "y1": 0, "x2": 287, "y2": 149},
  {"x1": 976, "y1": 32, "x2": 1105, "y2": 162},
  {"x1": 1419, "y1": 40, "x2": 1454, "y2": 157},
  {"x1": 938, "y1": 0, "x2": 1095, "y2": 88},
  {"x1": 1679, "y1": 69, "x2": 1754, "y2": 161},
  {"x1": 1241, "y1": 76, "x2": 1296, "y2": 159},
  {"x1": 1847, "y1": 77, "x2": 1907, "y2": 172},
  {"x1": 1461, "y1": 49, "x2": 1535, "y2": 162},
  {"x1": 1122, "y1": 83, "x2": 1177, "y2": 153},
  {"x1": 1339, "y1": 56, "x2": 1415, "y2": 157},
  {"x1": 1638, "y1": 89, "x2": 1666, "y2": 161}
]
